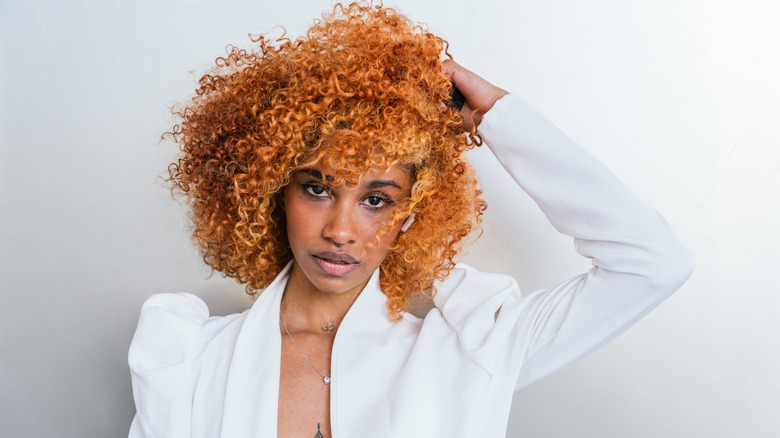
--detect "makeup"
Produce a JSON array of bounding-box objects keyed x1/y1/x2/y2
[{"x1": 312, "y1": 252, "x2": 360, "y2": 276}]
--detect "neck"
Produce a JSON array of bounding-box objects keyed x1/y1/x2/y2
[{"x1": 280, "y1": 262, "x2": 370, "y2": 334}]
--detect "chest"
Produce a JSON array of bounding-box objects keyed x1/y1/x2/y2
[{"x1": 277, "y1": 332, "x2": 335, "y2": 438}]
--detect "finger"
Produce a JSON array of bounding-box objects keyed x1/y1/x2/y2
[
  {"x1": 441, "y1": 59, "x2": 459, "y2": 79},
  {"x1": 444, "y1": 62, "x2": 509, "y2": 128}
]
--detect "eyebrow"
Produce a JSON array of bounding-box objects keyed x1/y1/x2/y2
[
  {"x1": 364, "y1": 179, "x2": 402, "y2": 190},
  {"x1": 299, "y1": 168, "x2": 332, "y2": 182},
  {"x1": 298, "y1": 168, "x2": 402, "y2": 190}
]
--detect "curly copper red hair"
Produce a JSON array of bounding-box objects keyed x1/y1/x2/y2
[{"x1": 167, "y1": 1, "x2": 487, "y2": 320}]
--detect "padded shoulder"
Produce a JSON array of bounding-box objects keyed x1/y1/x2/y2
[
  {"x1": 433, "y1": 263, "x2": 519, "y2": 326},
  {"x1": 128, "y1": 293, "x2": 209, "y2": 371}
]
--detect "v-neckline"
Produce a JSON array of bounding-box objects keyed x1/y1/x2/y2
[{"x1": 218, "y1": 261, "x2": 390, "y2": 437}]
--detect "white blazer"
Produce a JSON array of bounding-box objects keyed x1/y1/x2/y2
[{"x1": 128, "y1": 94, "x2": 694, "y2": 437}]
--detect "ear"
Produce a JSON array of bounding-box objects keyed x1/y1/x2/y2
[{"x1": 400, "y1": 213, "x2": 415, "y2": 232}]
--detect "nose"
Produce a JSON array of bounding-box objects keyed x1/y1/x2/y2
[{"x1": 322, "y1": 202, "x2": 359, "y2": 247}]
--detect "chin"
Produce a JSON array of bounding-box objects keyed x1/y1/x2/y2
[
  {"x1": 301, "y1": 263, "x2": 371, "y2": 296},
  {"x1": 308, "y1": 273, "x2": 368, "y2": 295}
]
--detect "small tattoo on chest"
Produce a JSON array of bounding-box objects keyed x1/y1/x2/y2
[
  {"x1": 315, "y1": 423, "x2": 324, "y2": 438},
  {"x1": 321, "y1": 318, "x2": 336, "y2": 332}
]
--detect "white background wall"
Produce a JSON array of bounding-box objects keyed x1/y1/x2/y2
[{"x1": 1, "y1": 0, "x2": 778, "y2": 436}]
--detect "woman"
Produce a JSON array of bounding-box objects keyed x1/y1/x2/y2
[{"x1": 128, "y1": 3, "x2": 693, "y2": 437}]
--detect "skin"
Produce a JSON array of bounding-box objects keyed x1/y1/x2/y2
[
  {"x1": 276, "y1": 60, "x2": 507, "y2": 438},
  {"x1": 278, "y1": 165, "x2": 412, "y2": 438},
  {"x1": 283, "y1": 165, "x2": 413, "y2": 304}
]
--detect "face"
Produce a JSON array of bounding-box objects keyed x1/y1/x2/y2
[{"x1": 283, "y1": 164, "x2": 413, "y2": 297}]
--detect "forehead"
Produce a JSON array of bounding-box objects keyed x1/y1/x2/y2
[{"x1": 294, "y1": 163, "x2": 412, "y2": 188}]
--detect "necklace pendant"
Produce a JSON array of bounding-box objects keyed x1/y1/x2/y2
[{"x1": 324, "y1": 376, "x2": 331, "y2": 385}]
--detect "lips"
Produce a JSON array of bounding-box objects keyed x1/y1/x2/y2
[{"x1": 312, "y1": 251, "x2": 360, "y2": 276}]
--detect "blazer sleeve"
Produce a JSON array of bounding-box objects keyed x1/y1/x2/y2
[
  {"x1": 127, "y1": 293, "x2": 209, "y2": 438},
  {"x1": 432, "y1": 94, "x2": 694, "y2": 391}
]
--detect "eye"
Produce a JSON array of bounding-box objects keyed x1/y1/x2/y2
[
  {"x1": 363, "y1": 195, "x2": 393, "y2": 209},
  {"x1": 303, "y1": 183, "x2": 329, "y2": 197}
]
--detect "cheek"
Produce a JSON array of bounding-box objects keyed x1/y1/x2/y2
[
  {"x1": 283, "y1": 191, "x2": 311, "y2": 241},
  {"x1": 366, "y1": 223, "x2": 401, "y2": 257}
]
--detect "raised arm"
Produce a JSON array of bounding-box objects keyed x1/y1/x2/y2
[{"x1": 436, "y1": 61, "x2": 694, "y2": 390}]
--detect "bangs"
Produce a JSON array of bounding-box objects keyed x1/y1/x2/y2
[
  {"x1": 296, "y1": 128, "x2": 429, "y2": 188},
  {"x1": 167, "y1": 2, "x2": 485, "y2": 320}
]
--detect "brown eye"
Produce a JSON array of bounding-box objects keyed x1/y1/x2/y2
[
  {"x1": 303, "y1": 183, "x2": 328, "y2": 197},
  {"x1": 363, "y1": 195, "x2": 393, "y2": 209}
]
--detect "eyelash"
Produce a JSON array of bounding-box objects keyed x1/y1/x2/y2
[
  {"x1": 300, "y1": 183, "x2": 395, "y2": 210},
  {"x1": 302, "y1": 182, "x2": 328, "y2": 198}
]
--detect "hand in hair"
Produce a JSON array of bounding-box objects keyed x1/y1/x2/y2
[{"x1": 442, "y1": 59, "x2": 509, "y2": 130}]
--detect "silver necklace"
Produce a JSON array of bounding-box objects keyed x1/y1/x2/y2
[{"x1": 279, "y1": 310, "x2": 331, "y2": 385}]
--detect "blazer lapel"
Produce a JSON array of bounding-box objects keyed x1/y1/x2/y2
[
  {"x1": 330, "y1": 269, "x2": 396, "y2": 437},
  {"x1": 219, "y1": 262, "x2": 292, "y2": 437}
]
